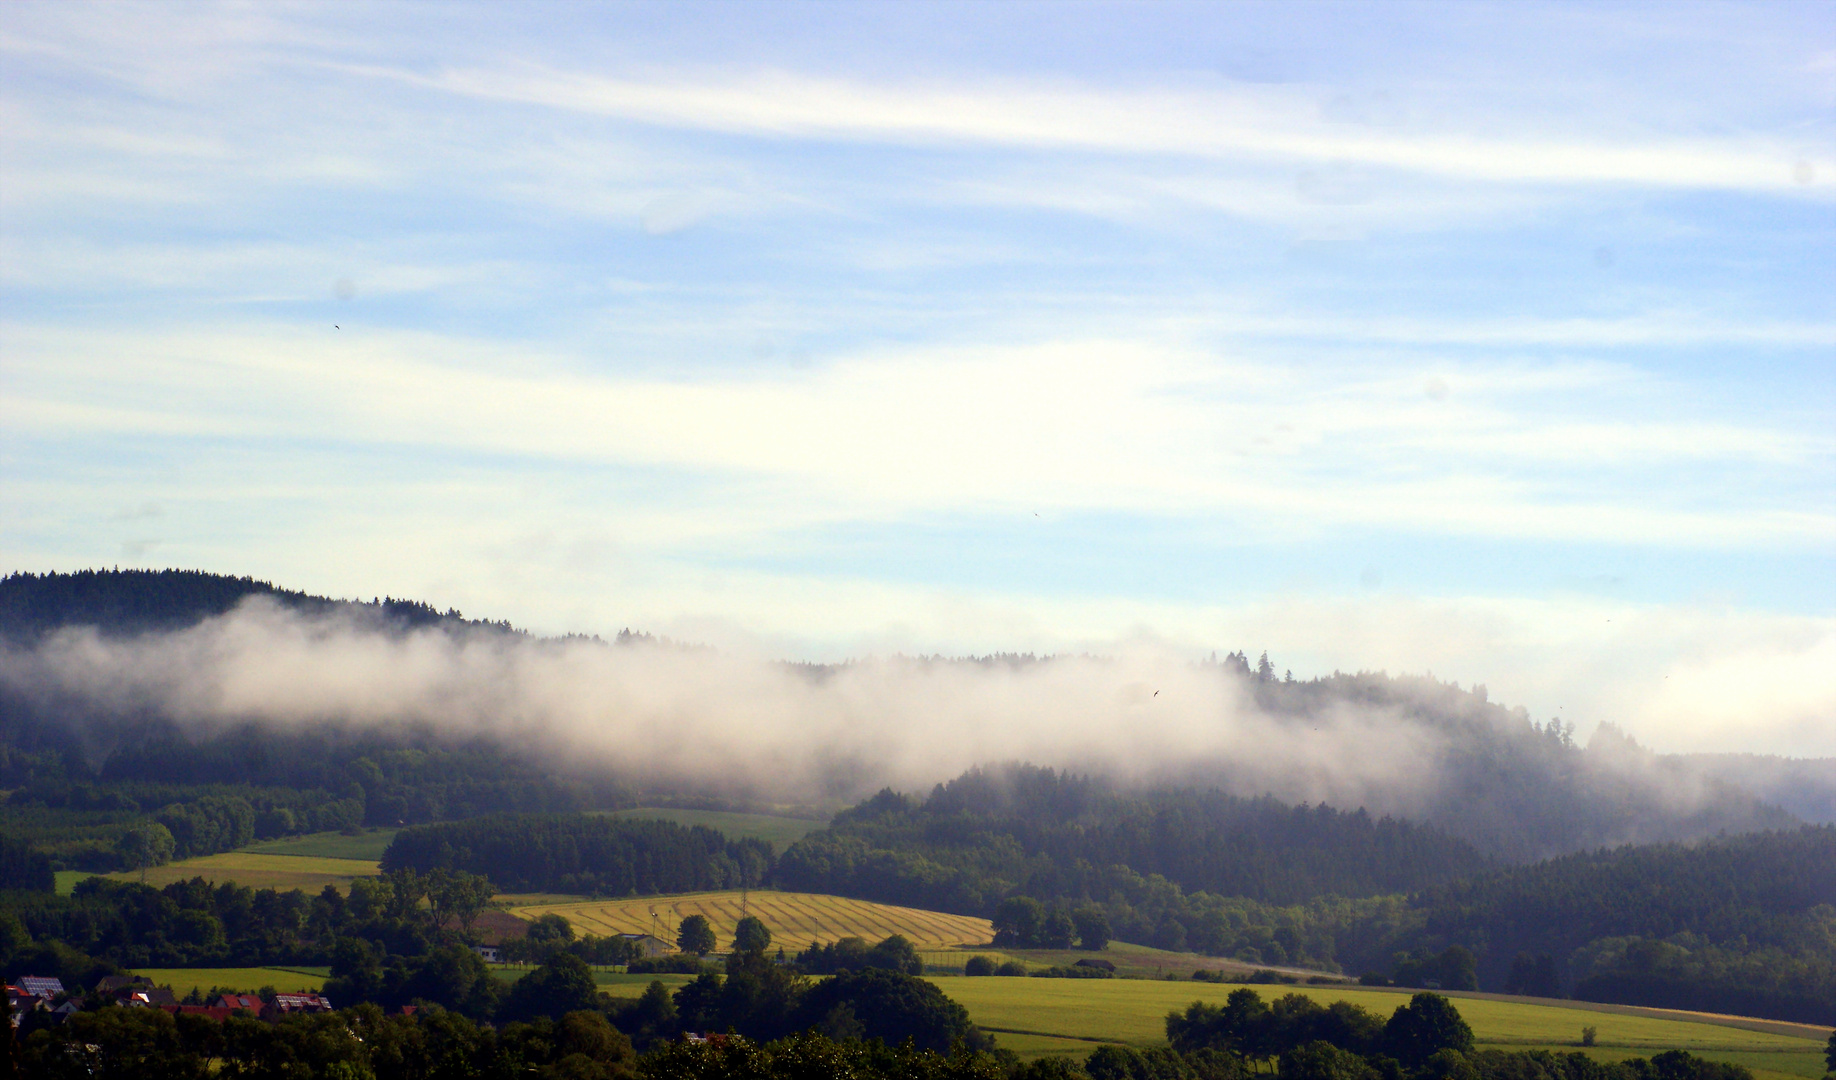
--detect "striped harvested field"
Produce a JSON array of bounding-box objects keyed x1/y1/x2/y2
[{"x1": 509, "y1": 889, "x2": 992, "y2": 953}]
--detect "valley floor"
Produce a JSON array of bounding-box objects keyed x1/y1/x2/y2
[{"x1": 126, "y1": 959, "x2": 1831, "y2": 1078}]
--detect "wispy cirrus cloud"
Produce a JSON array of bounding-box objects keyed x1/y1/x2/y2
[{"x1": 374, "y1": 63, "x2": 1834, "y2": 195}]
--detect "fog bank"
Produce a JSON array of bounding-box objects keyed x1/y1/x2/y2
[{"x1": 0, "y1": 597, "x2": 1794, "y2": 852}]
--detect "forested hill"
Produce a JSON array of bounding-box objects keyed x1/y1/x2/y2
[
  {"x1": 383, "y1": 815, "x2": 774, "y2": 896},
  {"x1": 1673, "y1": 753, "x2": 1836, "y2": 825},
  {"x1": 1421, "y1": 825, "x2": 1836, "y2": 962},
  {"x1": 0, "y1": 568, "x2": 517, "y2": 641},
  {"x1": 778, "y1": 776, "x2": 1836, "y2": 1022},
  {"x1": 1212, "y1": 661, "x2": 1796, "y2": 861},
  {"x1": 777, "y1": 765, "x2": 1493, "y2": 910},
  {"x1": 1418, "y1": 826, "x2": 1836, "y2": 1023},
  {"x1": 0, "y1": 568, "x2": 1802, "y2": 865}
]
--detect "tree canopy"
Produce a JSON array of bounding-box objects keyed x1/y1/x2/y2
[{"x1": 676, "y1": 914, "x2": 716, "y2": 957}]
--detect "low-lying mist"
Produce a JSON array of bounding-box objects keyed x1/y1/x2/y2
[{"x1": 0, "y1": 596, "x2": 1795, "y2": 859}]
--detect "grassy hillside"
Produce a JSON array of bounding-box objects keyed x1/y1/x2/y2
[
  {"x1": 601, "y1": 808, "x2": 824, "y2": 852},
  {"x1": 510, "y1": 888, "x2": 993, "y2": 953},
  {"x1": 64, "y1": 831, "x2": 391, "y2": 894},
  {"x1": 243, "y1": 829, "x2": 398, "y2": 860},
  {"x1": 502, "y1": 970, "x2": 700, "y2": 991},
  {"x1": 925, "y1": 984, "x2": 1828, "y2": 1072},
  {"x1": 925, "y1": 979, "x2": 1831, "y2": 1077},
  {"x1": 104, "y1": 852, "x2": 379, "y2": 892},
  {"x1": 990, "y1": 941, "x2": 1345, "y2": 980},
  {"x1": 120, "y1": 947, "x2": 1830, "y2": 1077},
  {"x1": 133, "y1": 967, "x2": 331, "y2": 996},
  {"x1": 131, "y1": 965, "x2": 700, "y2": 1000}
]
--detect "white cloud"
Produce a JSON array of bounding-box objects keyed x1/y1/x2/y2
[
  {"x1": 385, "y1": 64, "x2": 1835, "y2": 195},
  {"x1": 3, "y1": 322, "x2": 1829, "y2": 550},
  {"x1": 4, "y1": 578, "x2": 1827, "y2": 764},
  {"x1": 1632, "y1": 628, "x2": 1836, "y2": 755},
  {"x1": 613, "y1": 578, "x2": 1836, "y2": 759}
]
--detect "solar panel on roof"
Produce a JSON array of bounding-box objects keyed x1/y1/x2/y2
[{"x1": 17, "y1": 977, "x2": 64, "y2": 998}]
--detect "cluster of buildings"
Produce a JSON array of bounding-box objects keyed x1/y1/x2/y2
[
  {"x1": 468, "y1": 931, "x2": 671, "y2": 967},
  {"x1": 6, "y1": 975, "x2": 333, "y2": 1027},
  {"x1": 6, "y1": 977, "x2": 81, "y2": 1026}
]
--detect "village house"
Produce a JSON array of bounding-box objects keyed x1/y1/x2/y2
[
  {"x1": 15, "y1": 975, "x2": 64, "y2": 1001},
  {"x1": 96, "y1": 974, "x2": 177, "y2": 1008},
  {"x1": 5, "y1": 985, "x2": 46, "y2": 1027},
  {"x1": 267, "y1": 992, "x2": 334, "y2": 1017},
  {"x1": 94, "y1": 975, "x2": 151, "y2": 995},
  {"x1": 616, "y1": 932, "x2": 672, "y2": 958}
]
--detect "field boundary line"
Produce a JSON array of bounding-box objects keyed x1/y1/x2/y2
[
  {"x1": 1408, "y1": 990, "x2": 1833, "y2": 1041},
  {"x1": 1479, "y1": 1038, "x2": 1811, "y2": 1053},
  {"x1": 981, "y1": 1026, "x2": 1126, "y2": 1045}
]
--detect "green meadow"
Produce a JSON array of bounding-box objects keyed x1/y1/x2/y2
[
  {"x1": 242, "y1": 829, "x2": 399, "y2": 861},
  {"x1": 122, "y1": 961, "x2": 1830, "y2": 1079},
  {"x1": 505, "y1": 970, "x2": 701, "y2": 993},
  {"x1": 104, "y1": 852, "x2": 380, "y2": 892},
  {"x1": 598, "y1": 808, "x2": 826, "y2": 853},
  {"x1": 923, "y1": 977, "x2": 1831, "y2": 1075},
  {"x1": 133, "y1": 967, "x2": 331, "y2": 997},
  {"x1": 133, "y1": 966, "x2": 695, "y2": 999},
  {"x1": 61, "y1": 831, "x2": 394, "y2": 896}
]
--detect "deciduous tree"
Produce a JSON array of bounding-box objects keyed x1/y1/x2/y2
[
  {"x1": 733, "y1": 915, "x2": 771, "y2": 955},
  {"x1": 676, "y1": 914, "x2": 715, "y2": 957}
]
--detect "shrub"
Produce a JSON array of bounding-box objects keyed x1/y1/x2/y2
[
  {"x1": 791, "y1": 967, "x2": 988, "y2": 1053},
  {"x1": 626, "y1": 954, "x2": 704, "y2": 974},
  {"x1": 499, "y1": 954, "x2": 603, "y2": 1023}
]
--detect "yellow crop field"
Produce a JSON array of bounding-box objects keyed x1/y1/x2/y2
[
  {"x1": 510, "y1": 889, "x2": 993, "y2": 953},
  {"x1": 105, "y1": 853, "x2": 380, "y2": 892}
]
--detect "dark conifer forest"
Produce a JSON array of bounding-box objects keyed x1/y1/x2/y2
[
  {"x1": 382, "y1": 815, "x2": 774, "y2": 896},
  {"x1": 773, "y1": 771, "x2": 1836, "y2": 1023}
]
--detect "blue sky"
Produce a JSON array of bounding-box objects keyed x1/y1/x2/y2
[{"x1": 2, "y1": 1, "x2": 1832, "y2": 754}]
